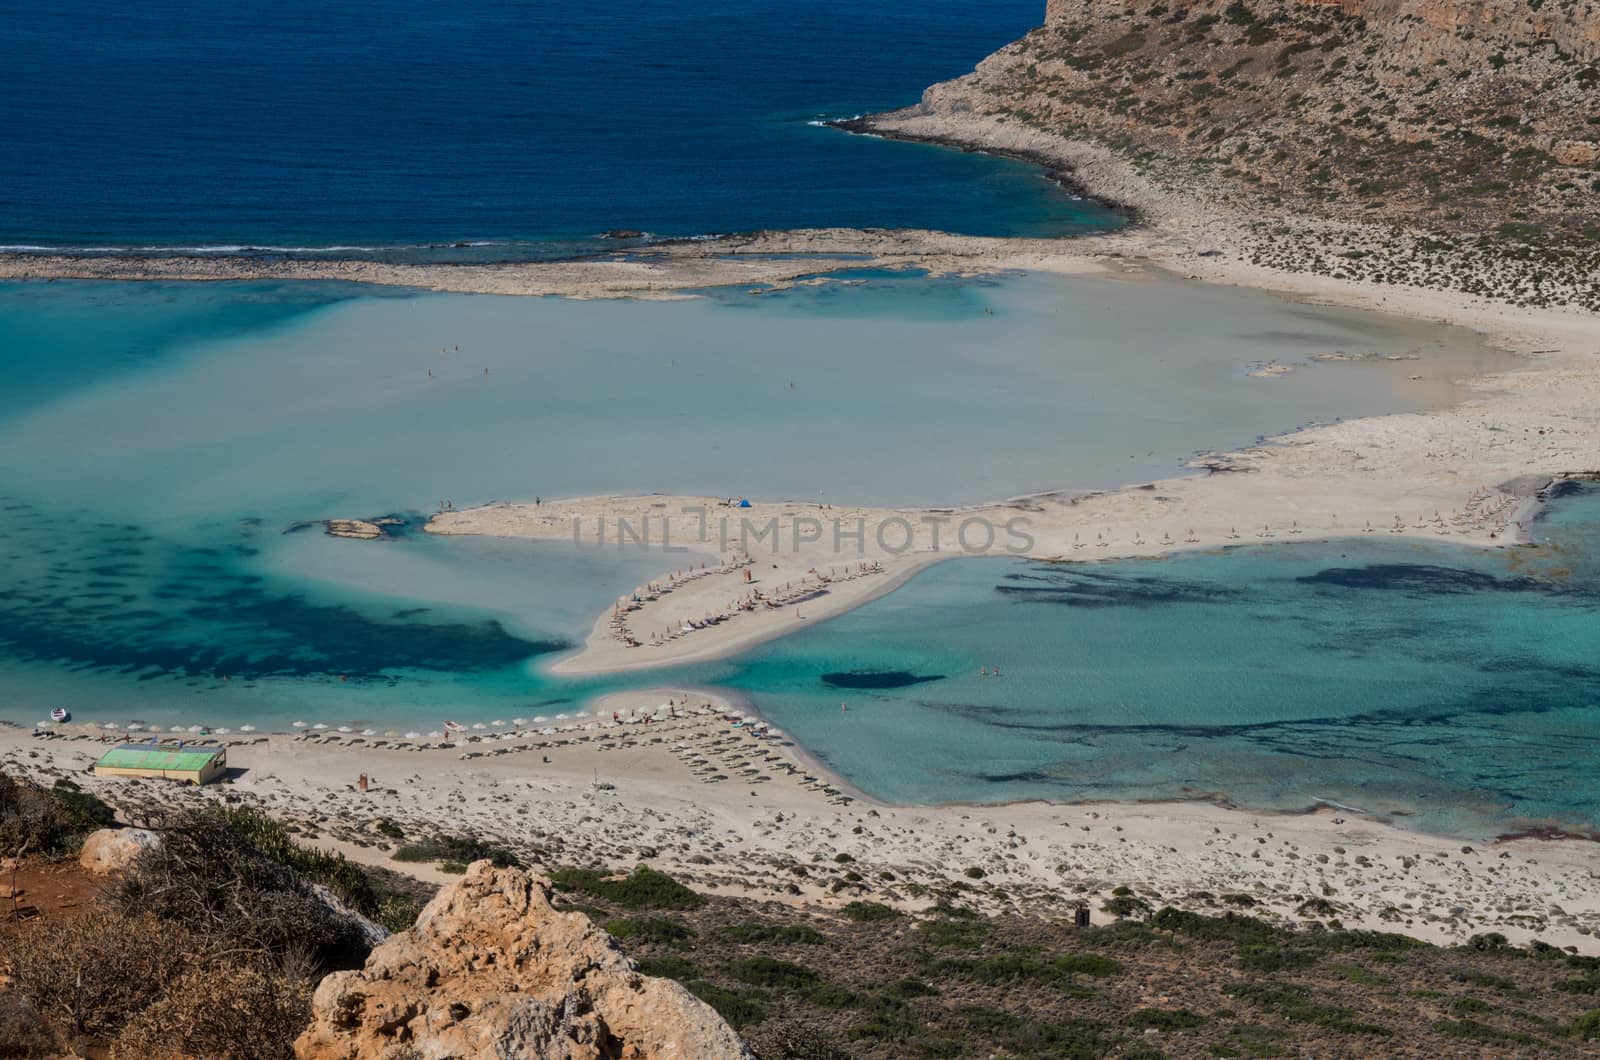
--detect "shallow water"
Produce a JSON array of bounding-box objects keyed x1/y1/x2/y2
[
  {"x1": 1, "y1": 274, "x2": 1589, "y2": 840},
  {"x1": 697, "y1": 487, "x2": 1600, "y2": 838},
  {"x1": 0, "y1": 272, "x2": 1510, "y2": 521}
]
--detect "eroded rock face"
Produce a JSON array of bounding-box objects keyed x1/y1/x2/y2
[
  {"x1": 295, "y1": 861, "x2": 749, "y2": 1060},
  {"x1": 77, "y1": 827, "x2": 163, "y2": 876}
]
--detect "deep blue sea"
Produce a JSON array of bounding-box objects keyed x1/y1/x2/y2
[{"x1": 0, "y1": 0, "x2": 1114, "y2": 255}]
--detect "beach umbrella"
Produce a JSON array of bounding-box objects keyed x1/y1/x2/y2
[
  {"x1": 240, "y1": 725, "x2": 257, "y2": 732},
  {"x1": 103, "y1": 722, "x2": 120, "y2": 730},
  {"x1": 338, "y1": 726, "x2": 352, "y2": 733},
  {"x1": 126, "y1": 723, "x2": 143, "y2": 732},
  {"x1": 427, "y1": 730, "x2": 443, "y2": 738},
  {"x1": 513, "y1": 717, "x2": 528, "y2": 726},
  {"x1": 188, "y1": 725, "x2": 203, "y2": 733},
  {"x1": 215, "y1": 727, "x2": 231, "y2": 735},
  {"x1": 363, "y1": 729, "x2": 376, "y2": 736},
  {"x1": 471, "y1": 722, "x2": 486, "y2": 731},
  {"x1": 404, "y1": 731, "x2": 421, "y2": 740},
  {"x1": 385, "y1": 729, "x2": 400, "y2": 737},
  {"x1": 491, "y1": 719, "x2": 506, "y2": 728},
  {"x1": 292, "y1": 721, "x2": 308, "y2": 729},
  {"x1": 533, "y1": 715, "x2": 547, "y2": 723},
  {"x1": 556, "y1": 713, "x2": 570, "y2": 720},
  {"x1": 574, "y1": 711, "x2": 589, "y2": 718}
]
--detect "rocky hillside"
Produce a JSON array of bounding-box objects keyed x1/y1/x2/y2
[{"x1": 922, "y1": 0, "x2": 1598, "y2": 241}]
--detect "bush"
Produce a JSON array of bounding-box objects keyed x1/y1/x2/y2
[
  {"x1": 727, "y1": 956, "x2": 821, "y2": 989},
  {"x1": 604, "y1": 916, "x2": 695, "y2": 946},
  {"x1": 374, "y1": 893, "x2": 422, "y2": 933},
  {"x1": 1573, "y1": 1010, "x2": 1600, "y2": 1040},
  {"x1": 686, "y1": 980, "x2": 767, "y2": 1028},
  {"x1": 720, "y1": 922, "x2": 825, "y2": 945},
  {"x1": 915, "y1": 920, "x2": 990, "y2": 948},
  {"x1": 1101, "y1": 894, "x2": 1152, "y2": 919},
  {"x1": 943, "y1": 952, "x2": 1120, "y2": 985},
  {"x1": 109, "y1": 961, "x2": 310, "y2": 1060},
  {"x1": 549, "y1": 865, "x2": 704, "y2": 910},
  {"x1": 1128, "y1": 1007, "x2": 1206, "y2": 1030},
  {"x1": 0, "y1": 773, "x2": 114, "y2": 856},
  {"x1": 210, "y1": 805, "x2": 378, "y2": 913},
  {"x1": 839, "y1": 900, "x2": 899, "y2": 922},
  {"x1": 391, "y1": 833, "x2": 518, "y2": 869},
  {"x1": 115, "y1": 811, "x2": 371, "y2": 970},
  {"x1": 2, "y1": 911, "x2": 194, "y2": 1036},
  {"x1": 635, "y1": 955, "x2": 700, "y2": 980}
]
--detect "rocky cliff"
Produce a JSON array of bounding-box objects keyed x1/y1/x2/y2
[
  {"x1": 295, "y1": 861, "x2": 750, "y2": 1060},
  {"x1": 898, "y1": 0, "x2": 1600, "y2": 243}
]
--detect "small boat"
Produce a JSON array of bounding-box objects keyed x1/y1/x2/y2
[{"x1": 49, "y1": 707, "x2": 69, "y2": 723}]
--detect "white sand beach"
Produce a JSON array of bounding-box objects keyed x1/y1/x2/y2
[{"x1": 7, "y1": 697, "x2": 1599, "y2": 954}]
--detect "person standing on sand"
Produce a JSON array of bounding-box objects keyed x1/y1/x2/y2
[{"x1": 358, "y1": 773, "x2": 368, "y2": 793}]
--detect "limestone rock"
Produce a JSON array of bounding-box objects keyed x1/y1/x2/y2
[
  {"x1": 78, "y1": 828, "x2": 162, "y2": 876},
  {"x1": 295, "y1": 861, "x2": 749, "y2": 1060},
  {"x1": 1553, "y1": 140, "x2": 1600, "y2": 168}
]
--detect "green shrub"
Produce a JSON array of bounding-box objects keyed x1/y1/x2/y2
[
  {"x1": 1129, "y1": 1007, "x2": 1207, "y2": 1030},
  {"x1": 719, "y1": 922, "x2": 825, "y2": 945},
  {"x1": 726, "y1": 956, "x2": 820, "y2": 989},
  {"x1": 1101, "y1": 895, "x2": 1152, "y2": 919},
  {"x1": 915, "y1": 920, "x2": 990, "y2": 948},
  {"x1": 1572, "y1": 1010, "x2": 1600, "y2": 1040},
  {"x1": 373, "y1": 893, "x2": 421, "y2": 933},
  {"x1": 0, "y1": 773, "x2": 114, "y2": 855},
  {"x1": 635, "y1": 955, "x2": 700, "y2": 981},
  {"x1": 943, "y1": 952, "x2": 1119, "y2": 986},
  {"x1": 210, "y1": 805, "x2": 378, "y2": 913},
  {"x1": 840, "y1": 900, "x2": 899, "y2": 922},
  {"x1": 1223, "y1": 983, "x2": 1390, "y2": 1036},
  {"x1": 549, "y1": 865, "x2": 704, "y2": 910},
  {"x1": 685, "y1": 980, "x2": 766, "y2": 1028},
  {"x1": 391, "y1": 833, "x2": 518, "y2": 869},
  {"x1": 603, "y1": 916, "x2": 695, "y2": 946},
  {"x1": 371, "y1": 818, "x2": 405, "y2": 840}
]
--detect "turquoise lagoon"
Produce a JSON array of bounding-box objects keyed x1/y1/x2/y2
[
  {"x1": 2, "y1": 274, "x2": 1594, "y2": 837},
  {"x1": 697, "y1": 491, "x2": 1600, "y2": 839}
]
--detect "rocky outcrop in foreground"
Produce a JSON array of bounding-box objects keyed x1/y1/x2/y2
[
  {"x1": 77, "y1": 827, "x2": 162, "y2": 876},
  {"x1": 295, "y1": 860, "x2": 749, "y2": 1060}
]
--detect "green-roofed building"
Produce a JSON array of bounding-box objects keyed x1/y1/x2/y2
[{"x1": 93, "y1": 743, "x2": 227, "y2": 785}]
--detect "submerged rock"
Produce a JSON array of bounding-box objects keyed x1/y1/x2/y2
[{"x1": 295, "y1": 860, "x2": 749, "y2": 1060}]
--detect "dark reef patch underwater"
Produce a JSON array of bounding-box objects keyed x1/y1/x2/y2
[
  {"x1": 0, "y1": 497, "x2": 560, "y2": 684},
  {"x1": 820, "y1": 670, "x2": 947, "y2": 690}
]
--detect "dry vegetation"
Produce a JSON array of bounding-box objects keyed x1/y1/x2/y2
[
  {"x1": 0, "y1": 774, "x2": 420, "y2": 1058},
  {"x1": 553, "y1": 864, "x2": 1600, "y2": 1058},
  {"x1": 3, "y1": 776, "x2": 1599, "y2": 1057},
  {"x1": 904, "y1": 0, "x2": 1600, "y2": 309}
]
